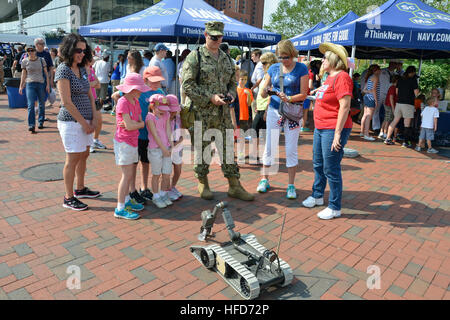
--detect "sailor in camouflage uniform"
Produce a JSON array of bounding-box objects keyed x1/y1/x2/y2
[{"x1": 182, "y1": 21, "x2": 254, "y2": 201}]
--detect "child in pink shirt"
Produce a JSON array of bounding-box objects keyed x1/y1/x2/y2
[
  {"x1": 113, "y1": 74, "x2": 150, "y2": 220},
  {"x1": 146, "y1": 94, "x2": 173, "y2": 209},
  {"x1": 166, "y1": 94, "x2": 184, "y2": 201}
]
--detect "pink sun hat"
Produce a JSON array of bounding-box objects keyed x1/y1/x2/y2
[
  {"x1": 166, "y1": 94, "x2": 181, "y2": 112},
  {"x1": 143, "y1": 66, "x2": 166, "y2": 83},
  {"x1": 116, "y1": 73, "x2": 151, "y2": 94},
  {"x1": 149, "y1": 94, "x2": 170, "y2": 112}
]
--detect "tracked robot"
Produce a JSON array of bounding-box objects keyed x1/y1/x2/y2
[{"x1": 190, "y1": 202, "x2": 293, "y2": 300}]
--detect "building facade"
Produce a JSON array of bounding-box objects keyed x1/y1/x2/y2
[
  {"x1": 206, "y1": 0, "x2": 265, "y2": 28},
  {"x1": 0, "y1": 0, "x2": 157, "y2": 36}
]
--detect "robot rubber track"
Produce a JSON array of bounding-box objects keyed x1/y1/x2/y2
[{"x1": 190, "y1": 202, "x2": 293, "y2": 300}]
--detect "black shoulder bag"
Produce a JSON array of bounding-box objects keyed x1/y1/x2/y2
[{"x1": 278, "y1": 64, "x2": 303, "y2": 122}]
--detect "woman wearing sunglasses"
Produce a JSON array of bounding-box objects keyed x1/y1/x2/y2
[
  {"x1": 19, "y1": 45, "x2": 50, "y2": 133},
  {"x1": 258, "y1": 40, "x2": 309, "y2": 199},
  {"x1": 55, "y1": 33, "x2": 101, "y2": 211}
]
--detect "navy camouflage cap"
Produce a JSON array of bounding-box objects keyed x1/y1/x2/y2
[{"x1": 205, "y1": 21, "x2": 224, "y2": 36}]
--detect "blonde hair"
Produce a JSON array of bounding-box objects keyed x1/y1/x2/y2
[
  {"x1": 324, "y1": 51, "x2": 346, "y2": 71},
  {"x1": 319, "y1": 63, "x2": 326, "y2": 79},
  {"x1": 426, "y1": 96, "x2": 438, "y2": 106},
  {"x1": 260, "y1": 52, "x2": 278, "y2": 70},
  {"x1": 275, "y1": 39, "x2": 298, "y2": 58}
]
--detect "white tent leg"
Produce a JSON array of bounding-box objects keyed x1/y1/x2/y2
[
  {"x1": 349, "y1": 46, "x2": 356, "y2": 78},
  {"x1": 110, "y1": 36, "x2": 114, "y2": 70},
  {"x1": 307, "y1": 50, "x2": 310, "y2": 61},
  {"x1": 176, "y1": 37, "x2": 179, "y2": 98}
]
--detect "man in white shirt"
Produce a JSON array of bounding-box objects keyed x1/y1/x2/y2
[
  {"x1": 250, "y1": 49, "x2": 264, "y2": 95},
  {"x1": 150, "y1": 43, "x2": 169, "y2": 91},
  {"x1": 250, "y1": 49, "x2": 264, "y2": 121},
  {"x1": 93, "y1": 53, "x2": 111, "y2": 105},
  {"x1": 375, "y1": 60, "x2": 397, "y2": 136},
  {"x1": 395, "y1": 61, "x2": 405, "y2": 76},
  {"x1": 163, "y1": 50, "x2": 176, "y2": 95}
]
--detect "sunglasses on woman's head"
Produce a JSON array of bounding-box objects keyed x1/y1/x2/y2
[
  {"x1": 278, "y1": 56, "x2": 290, "y2": 60},
  {"x1": 261, "y1": 61, "x2": 268, "y2": 65},
  {"x1": 27, "y1": 48, "x2": 36, "y2": 52},
  {"x1": 73, "y1": 48, "x2": 88, "y2": 54}
]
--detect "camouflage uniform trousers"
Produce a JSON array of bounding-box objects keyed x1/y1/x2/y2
[{"x1": 190, "y1": 105, "x2": 240, "y2": 179}]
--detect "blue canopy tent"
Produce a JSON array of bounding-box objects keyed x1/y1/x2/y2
[
  {"x1": 302, "y1": 0, "x2": 450, "y2": 68},
  {"x1": 264, "y1": 21, "x2": 326, "y2": 52},
  {"x1": 79, "y1": 0, "x2": 281, "y2": 95},
  {"x1": 294, "y1": 11, "x2": 359, "y2": 54},
  {"x1": 78, "y1": 0, "x2": 281, "y2": 48},
  {"x1": 290, "y1": 21, "x2": 326, "y2": 56}
]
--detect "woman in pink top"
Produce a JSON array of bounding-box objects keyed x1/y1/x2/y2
[
  {"x1": 146, "y1": 94, "x2": 174, "y2": 209},
  {"x1": 86, "y1": 57, "x2": 99, "y2": 99},
  {"x1": 85, "y1": 56, "x2": 107, "y2": 152},
  {"x1": 113, "y1": 73, "x2": 150, "y2": 220}
]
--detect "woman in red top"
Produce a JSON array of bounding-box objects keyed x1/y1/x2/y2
[{"x1": 302, "y1": 43, "x2": 353, "y2": 220}]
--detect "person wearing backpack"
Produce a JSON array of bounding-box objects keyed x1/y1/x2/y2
[
  {"x1": 181, "y1": 21, "x2": 254, "y2": 202},
  {"x1": 19, "y1": 45, "x2": 50, "y2": 133}
]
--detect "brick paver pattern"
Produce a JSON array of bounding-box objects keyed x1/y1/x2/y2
[{"x1": 0, "y1": 94, "x2": 449, "y2": 300}]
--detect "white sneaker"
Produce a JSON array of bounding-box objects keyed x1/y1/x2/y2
[
  {"x1": 427, "y1": 148, "x2": 438, "y2": 154},
  {"x1": 415, "y1": 146, "x2": 421, "y2": 152},
  {"x1": 256, "y1": 179, "x2": 270, "y2": 193},
  {"x1": 302, "y1": 196, "x2": 324, "y2": 208},
  {"x1": 364, "y1": 135, "x2": 375, "y2": 141},
  {"x1": 317, "y1": 207, "x2": 341, "y2": 220},
  {"x1": 378, "y1": 132, "x2": 384, "y2": 139},
  {"x1": 93, "y1": 140, "x2": 107, "y2": 149},
  {"x1": 161, "y1": 194, "x2": 173, "y2": 206},
  {"x1": 152, "y1": 196, "x2": 167, "y2": 209},
  {"x1": 172, "y1": 187, "x2": 183, "y2": 199},
  {"x1": 168, "y1": 189, "x2": 179, "y2": 201},
  {"x1": 89, "y1": 145, "x2": 95, "y2": 153},
  {"x1": 286, "y1": 185, "x2": 297, "y2": 199}
]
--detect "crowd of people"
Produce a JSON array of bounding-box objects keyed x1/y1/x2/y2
[
  {"x1": 4, "y1": 20, "x2": 443, "y2": 221},
  {"x1": 353, "y1": 61, "x2": 441, "y2": 153}
]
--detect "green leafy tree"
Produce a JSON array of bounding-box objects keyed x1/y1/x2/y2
[
  {"x1": 418, "y1": 61, "x2": 450, "y2": 95},
  {"x1": 230, "y1": 47, "x2": 242, "y2": 60}
]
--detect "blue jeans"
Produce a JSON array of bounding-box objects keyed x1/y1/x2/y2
[
  {"x1": 26, "y1": 82, "x2": 46, "y2": 128},
  {"x1": 312, "y1": 128, "x2": 351, "y2": 211}
]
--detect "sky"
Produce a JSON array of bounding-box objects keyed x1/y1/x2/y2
[{"x1": 263, "y1": 0, "x2": 282, "y2": 27}]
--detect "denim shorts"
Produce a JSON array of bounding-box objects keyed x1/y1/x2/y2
[
  {"x1": 363, "y1": 95, "x2": 376, "y2": 108},
  {"x1": 419, "y1": 128, "x2": 434, "y2": 141}
]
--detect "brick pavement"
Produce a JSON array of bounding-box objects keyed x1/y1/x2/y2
[{"x1": 0, "y1": 93, "x2": 449, "y2": 300}]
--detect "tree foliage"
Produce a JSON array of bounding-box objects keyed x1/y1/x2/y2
[
  {"x1": 418, "y1": 61, "x2": 450, "y2": 95},
  {"x1": 230, "y1": 48, "x2": 242, "y2": 60},
  {"x1": 265, "y1": 0, "x2": 449, "y2": 39}
]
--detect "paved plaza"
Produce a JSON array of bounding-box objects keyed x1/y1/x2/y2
[{"x1": 0, "y1": 94, "x2": 449, "y2": 300}]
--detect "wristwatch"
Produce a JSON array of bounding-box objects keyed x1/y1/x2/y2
[{"x1": 288, "y1": 96, "x2": 292, "y2": 103}]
